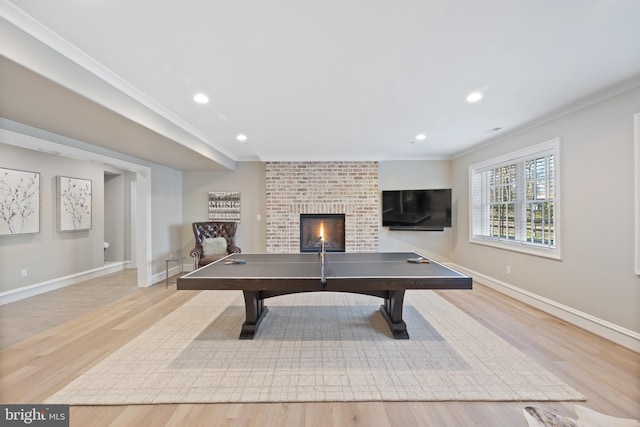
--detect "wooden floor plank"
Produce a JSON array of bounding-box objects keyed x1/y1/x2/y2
[{"x1": 0, "y1": 271, "x2": 638, "y2": 426}]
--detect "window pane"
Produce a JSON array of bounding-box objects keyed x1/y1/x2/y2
[
  {"x1": 507, "y1": 204, "x2": 515, "y2": 239},
  {"x1": 526, "y1": 179, "x2": 534, "y2": 200},
  {"x1": 536, "y1": 180, "x2": 546, "y2": 200},
  {"x1": 471, "y1": 142, "x2": 557, "y2": 254}
]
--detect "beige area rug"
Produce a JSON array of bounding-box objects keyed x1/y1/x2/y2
[{"x1": 45, "y1": 290, "x2": 584, "y2": 404}]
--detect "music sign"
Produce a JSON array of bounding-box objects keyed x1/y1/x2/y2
[{"x1": 208, "y1": 192, "x2": 240, "y2": 222}]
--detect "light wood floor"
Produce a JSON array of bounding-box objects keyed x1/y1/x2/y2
[{"x1": 0, "y1": 271, "x2": 638, "y2": 427}]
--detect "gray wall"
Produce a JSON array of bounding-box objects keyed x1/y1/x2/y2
[
  {"x1": 451, "y1": 86, "x2": 640, "y2": 333},
  {"x1": 378, "y1": 160, "x2": 453, "y2": 261},
  {"x1": 0, "y1": 143, "x2": 105, "y2": 291}
]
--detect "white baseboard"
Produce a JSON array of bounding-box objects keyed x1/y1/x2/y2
[
  {"x1": 451, "y1": 263, "x2": 640, "y2": 353},
  {"x1": 151, "y1": 264, "x2": 186, "y2": 287},
  {"x1": 0, "y1": 261, "x2": 130, "y2": 305}
]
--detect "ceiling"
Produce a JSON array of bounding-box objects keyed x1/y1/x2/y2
[{"x1": 1, "y1": 0, "x2": 640, "y2": 171}]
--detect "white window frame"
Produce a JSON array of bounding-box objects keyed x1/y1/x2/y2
[{"x1": 469, "y1": 138, "x2": 562, "y2": 260}]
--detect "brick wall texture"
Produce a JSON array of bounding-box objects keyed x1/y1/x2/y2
[{"x1": 265, "y1": 161, "x2": 379, "y2": 253}]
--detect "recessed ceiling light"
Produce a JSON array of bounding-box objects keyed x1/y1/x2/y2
[
  {"x1": 193, "y1": 93, "x2": 209, "y2": 104},
  {"x1": 466, "y1": 92, "x2": 483, "y2": 103},
  {"x1": 415, "y1": 134, "x2": 426, "y2": 141},
  {"x1": 236, "y1": 134, "x2": 248, "y2": 142}
]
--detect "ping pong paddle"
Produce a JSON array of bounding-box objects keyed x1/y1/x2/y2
[
  {"x1": 407, "y1": 257, "x2": 430, "y2": 264},
  {"x1": 225, "y1": 259, "x2": 246, "y2": 265}
]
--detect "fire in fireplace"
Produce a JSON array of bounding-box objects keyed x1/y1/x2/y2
[{"x1": 300, "y1": 214, "x2": 346, "y2": 252}]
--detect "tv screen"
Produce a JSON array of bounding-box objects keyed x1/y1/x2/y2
[{"x1": 382, "y1": 189, "x2": 452, "y2": 229}]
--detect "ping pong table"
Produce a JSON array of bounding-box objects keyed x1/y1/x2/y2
[{"x1": 177, "y1": 252, "x2": 472, "y2": 339}]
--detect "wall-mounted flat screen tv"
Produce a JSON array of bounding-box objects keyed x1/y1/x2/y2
[{"x1": 382, "y1": 189, "x2": 452, "y2": 230}]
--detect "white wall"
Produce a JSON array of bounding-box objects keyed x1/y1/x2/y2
[
  {"x1": 378, "y1": 160, "x2": 453, "y2": 261},
  {"x1": 181, "y1": 162, "x2": 267, "y2": 264},
  {"x1": 451, "y1": 85, "x2": 640, "y2": 335}
]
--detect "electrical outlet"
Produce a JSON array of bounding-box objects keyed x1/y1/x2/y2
[{"x1": 21, "y1": 268, "x2": 28, "y2": 278}]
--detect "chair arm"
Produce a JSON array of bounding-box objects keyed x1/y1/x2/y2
[
  {"x1": 228, "y1": 244, "x2": 241, "y2": 254},
  {"x1": 190, "y1": 247, "x2": 203, "y2": 270}
]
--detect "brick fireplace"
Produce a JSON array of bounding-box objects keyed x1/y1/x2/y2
[{"x1": 265, "y1": 162, "x2": 379, "y2": 253}]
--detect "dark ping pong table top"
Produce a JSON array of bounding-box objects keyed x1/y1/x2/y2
[
  {"x1": 178, "y1": 252, "x2": 472, "y2": 339},
  {"x1": 184, "y1": 252, "x2": 468, "y2": 280}
]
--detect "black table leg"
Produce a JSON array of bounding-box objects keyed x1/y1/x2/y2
[
  {"x1": 240, "y1": 290, "x2": 269, "y2": 339},
  {"x1": 379, "y1": 289, "x2": 409, "y2": 339},
  {"x1": 240, "y1": 288, "x2": 409, "y2": 339}
]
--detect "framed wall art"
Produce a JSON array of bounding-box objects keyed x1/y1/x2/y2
[
  {"x1": 0, "y1": 167, "x2": 40, "y2": 236},
  {"x1": 208, "y1": 191, "x2": 240, "y2": 222},
  {"x1": 57, "y1": 175, "x2": 92, "y2": 232}
]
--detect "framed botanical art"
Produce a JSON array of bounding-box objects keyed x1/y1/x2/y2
[
  {"x1": 57, "y1": 176, "x2": 92, "y2": 232},
  {"x1": 0, "y1": 167, "x2": 40, "y2": 236}
]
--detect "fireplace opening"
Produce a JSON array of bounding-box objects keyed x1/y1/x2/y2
[{"x1": 300, "y1": 214, "x2": 346, "y2": 252}]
